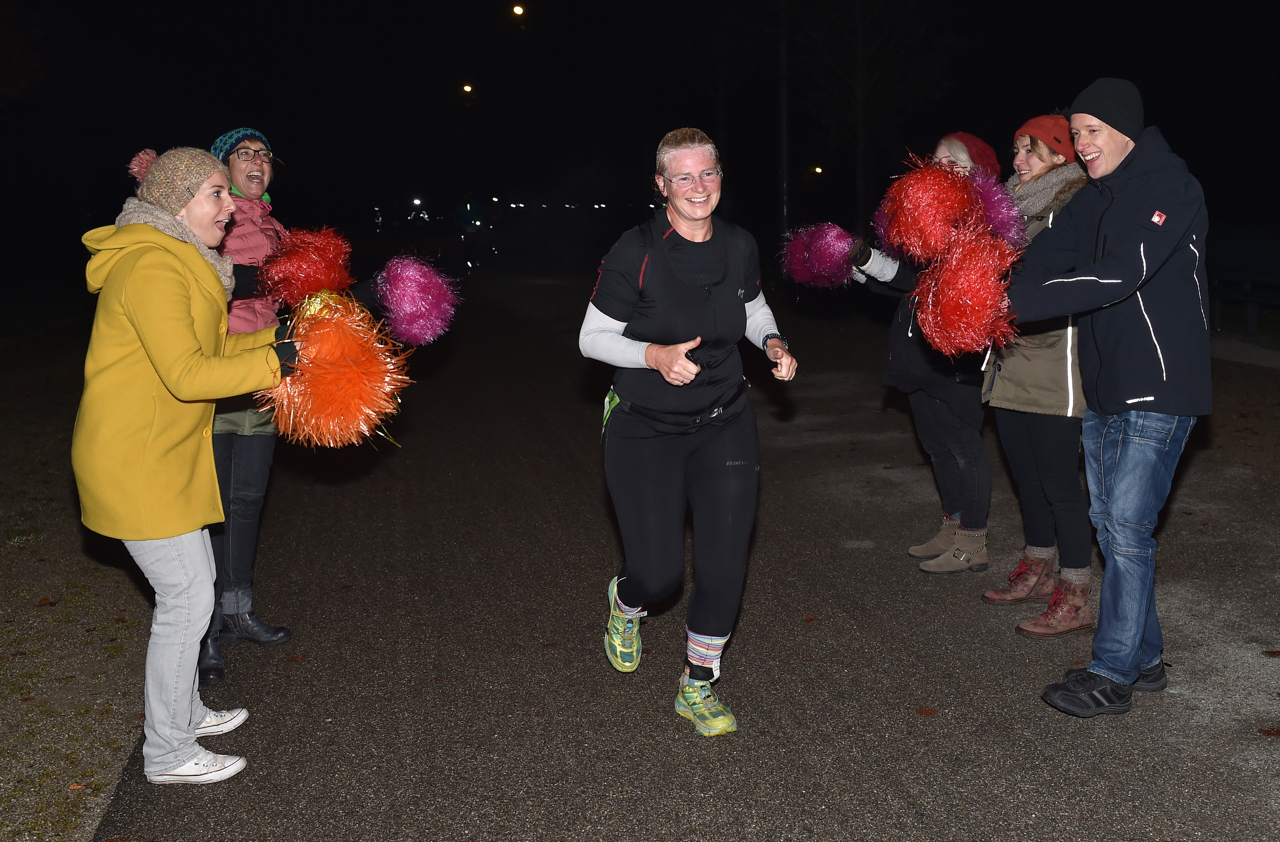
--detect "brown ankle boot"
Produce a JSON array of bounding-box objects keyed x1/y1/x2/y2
[
  {"x1": 919, "y1": 527, "x2": 988, "y2": 574},
  {"x1": 1015, "y1": 579, "x2": 1095, "y2": 638},
  {"x1": 981, "y1": 551, "x2": 1057, "y2": 605},
  {"x1": 908, "y1": 515, "x2": 960, "y2": 559}
]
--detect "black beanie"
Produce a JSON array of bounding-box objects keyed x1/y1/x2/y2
[{"x1": 1070, "y1": 78, "x2": 1144, "y2": 142}]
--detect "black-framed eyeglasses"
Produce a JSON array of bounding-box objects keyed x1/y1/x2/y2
[
  {"x1": 661, "y1": 168, "x2": 721, "y2": 188},
  {"x1": 233, "y1": 148, "x2": 276, "y2": 163}
]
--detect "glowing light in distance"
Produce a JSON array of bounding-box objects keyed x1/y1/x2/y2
[
  {"x1": 813, "y1": 167, "x2": 823, "y2": 173},
  {"x1": 413, "y1": 199, "x2": 421, "y2": 205},
  {"x1": 513, "y1": 5, "x2": 524, "y2": 14},
  {"x1": 463, "y1": 85, "x2": 473, "y2": 93}
]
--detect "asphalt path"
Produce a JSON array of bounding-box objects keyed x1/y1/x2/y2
[{"x1": 92, "y1": 268, "x2": 1280, "y2": 841}]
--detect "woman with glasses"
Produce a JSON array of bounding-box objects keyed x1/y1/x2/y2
[
  {"x1": 74, "y1": 147, "x2": 294, "y2": 782},
  {"x1": 855, "y1": 132, "x2": 1001, "y2": 575},
  {"x1": 579, "y1": 128, "x2": 797, "y2": 737},
  {"x1": 197, "y1": 128, "x2": 292, "y2": 688}
]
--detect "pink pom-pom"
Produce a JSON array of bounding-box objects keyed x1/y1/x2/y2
[
  {"x1": 128, "y1": 149, "x2": 157, "y2": 183},
  {"x1": 373, "y1": 256, "x2": 460, "y2": 345},
  {"x1": 260, "y1": 228, "x2": 355, "y2": 308},
  {"x1": 803, "y1": 223, "x2": 856, "y2": 285},
  {"x1": 782, "y1": 231, "x2": 816, "y2": 285},
  {"x1": 914, "y1": 223, "x2": 1021, "y2": 356},
  {"x1": 971, "y1": 169, "x2": 1028, "y2": 247},
  {"x1": 880, "y1": 159, "x2": 978, "y2": 262}
]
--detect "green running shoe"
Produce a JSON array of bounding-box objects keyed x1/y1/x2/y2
[
  {"x1": 605, "y1": 576, "x2": 644, "y2": 673},
  {"x1": 675, "y1": 673, "x2": 738, "y2": 736}
]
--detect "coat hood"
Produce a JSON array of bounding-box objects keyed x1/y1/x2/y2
[{"x1": 82, "y1": 223, "x2": 215, "y2": 295}]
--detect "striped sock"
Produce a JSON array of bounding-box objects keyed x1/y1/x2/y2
[
  {"x1": 615, "y1": 591, "x2": 643, "y2": 618},
  {"x1": 686, "y1": 629, "x2": 730, "y2": 681}
]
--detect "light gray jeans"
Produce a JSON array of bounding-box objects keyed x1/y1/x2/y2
[{"x1": 123, "y1": 528, "x2": 215, "y2": 774}]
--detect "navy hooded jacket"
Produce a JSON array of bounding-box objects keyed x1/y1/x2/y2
[{"x1": 1006, "y1": 126, "x2": 1211, "y2": 417}]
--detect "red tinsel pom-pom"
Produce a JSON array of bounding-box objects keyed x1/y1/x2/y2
[
  {"x1": 257, "y1": 294, "x2": 412, "y2": 448},
  {"x1": 880, "y1": 158, "x2": 978, "y2": 262},
  {"x1": 259, "y1": 228, "x2": 355, "y2": 307},
  {"x1": 914, "y1": 224, "x2": 1021, "y2": 356}
]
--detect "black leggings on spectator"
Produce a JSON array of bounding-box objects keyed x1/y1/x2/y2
[
  {"x1": 604, "y1": 404, "x2": 760, "y2": 638},
  {"x1": 908, "y1": 390, "x2": 991, "y2": 531},
  {"x1": 994, "y1": 408, "x2": 1091, "y2": 569}
]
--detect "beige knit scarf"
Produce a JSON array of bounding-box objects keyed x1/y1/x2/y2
[
  {"x1": 1004, "y1": 162, "x2": 1087, "y2": 217},
  {"x1": 115, "y1": 198, "x2": 235, "y2": 301}
]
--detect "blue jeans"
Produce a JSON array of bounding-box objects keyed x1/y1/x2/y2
[
  {"x1": 1083, "y1": 410, "x2": 1195, "y2": 685},
  {"x1": 208, "y1": 432, "x2": 276, "y2": 627},
  {"x1": 122, "y1": 529, "x2": 215, "y2": 774}
]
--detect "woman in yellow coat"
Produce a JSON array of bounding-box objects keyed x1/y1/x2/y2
[{"x1": 72, "y1": 147, "x2": 292, "y2": 785}]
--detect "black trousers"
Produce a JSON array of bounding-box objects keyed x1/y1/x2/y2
[
  {"x1": 994, "y1": 408, "x2": 1091, "y2": 569},
  {"x1": 604, "y1": 404, "x2": 760, "y2": 637},
  {"x1": 907, "y1": 391, "x2": 991, "y2": 530}
]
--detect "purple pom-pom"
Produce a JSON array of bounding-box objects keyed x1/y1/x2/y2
[
  {"x1": 871, "y1": 200, "x2": 901, "y2": 260},
  {"x1": 373, "y1": 256, "x2": 459, "y2": 346},
  {"x1": 783, "y1": 230, "x2": 816, "y2": 285},
  {"x1": 971, "y1": 169, "x2": 1028, "y2": 247},
  {"x1": 803, "y1": 223, "x2": 855, "y2": 286}
]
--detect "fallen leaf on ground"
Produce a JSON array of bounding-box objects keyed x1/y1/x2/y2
[
  {"x1": 286, "y1": 654, "x2": 306, "y2": 663},
  {"x1": 36, "y1": 598, "x2": 58, "y2": 607},
  {"x1": 804, "y1": 615, "x2": 818, "y2": 623},
  {"x1": 1259, "y1": 728, "x2": 1280, "y2": 737},
  {"x1": 68, "y1": 783, "x2": 85, "y2": 791},
  {"x1": 916, "y1": 706, "x2": 939, "y2": 716},
  {"x1": 543, "y1": 642, "x2": 557, "y2": 647},
  {"x1": 1263, "y1": 651, "x2": 1280, "y2": 658},
  {"x1": 21, "y1": 696, "x2": 35, "y2": 702},
  {"x1": 882, "y1": 465, "x2": 895, "y2": 469}
]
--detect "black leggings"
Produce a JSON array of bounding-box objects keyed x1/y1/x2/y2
[
  {"x1": 908, "y1": 391, "x2": 991, "y2": 530},
  {"x1": 994, "y1": 408, "x2": 1091, "y2": 569},
  {"x1": 604, "y1": 404, "x2": 760, "y2": 637}
]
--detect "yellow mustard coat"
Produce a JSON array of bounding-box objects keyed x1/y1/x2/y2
[{"x1": 72, "y1": 224, "x2": 283, "y2": 541}]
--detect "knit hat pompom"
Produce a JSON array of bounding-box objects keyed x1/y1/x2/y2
[
  {"x1": 211, "y1": 127, "x2": 271, "y2": 164},
  {"x1": 128, "y1": 149, "x2": 158, "y2": 182},
  {"x1": 135, "y1": 147, "x2": 228, "y2": 216}
]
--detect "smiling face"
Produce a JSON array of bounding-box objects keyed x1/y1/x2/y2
[
  {"x1": 228, "y1": 139, "x2": 272, "y2": 201},
  {"x1": 176, "y1": 172, "x2": 237, "y2": 247},
  {"x1": 656, "y1": 146, "x2": 721, "y2": 238},
  {"x1": 1070, "y1": 113, "x2": 1135, "y2": 179},
  {"x1": 1012, "y1": 135, "x2": 1064, "y2": 182}
]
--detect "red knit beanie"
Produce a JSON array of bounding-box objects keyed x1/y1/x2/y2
[
  {"x1": 941, "y1": 132, "x2": 1001, "y2": 179},
  {"x1": 1014, "y1": 115, "x2": 1075, "y2": 163}
]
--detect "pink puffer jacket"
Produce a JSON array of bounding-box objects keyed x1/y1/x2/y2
[{"x1": 218, "y1": 194, "x2": 286, "y2": 335}]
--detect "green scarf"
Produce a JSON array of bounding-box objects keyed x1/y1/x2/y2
[{"x1": 230, "y1": 183, "x2": 272, "y2": 204}]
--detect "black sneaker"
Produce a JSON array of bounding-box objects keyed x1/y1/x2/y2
[
  {"x1": 1042, "y1": 671, "x2": 1133, "y2": 718},
  {"x1": 1062, "y1": 661, "x2": 1167, "y2": 693}
]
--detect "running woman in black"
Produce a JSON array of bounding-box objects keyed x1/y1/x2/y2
[{"x1": 578, "y1": 128, "x2": 798, "y2": 736}]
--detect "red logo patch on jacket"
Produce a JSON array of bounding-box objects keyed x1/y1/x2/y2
[{"x1": 1151, "y1": 211, "x2": 1166, "y2": 226}]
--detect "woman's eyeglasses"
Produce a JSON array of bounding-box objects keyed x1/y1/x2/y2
[{"x1": 233, "y1": 148, "x2": 275, "y2": 163}]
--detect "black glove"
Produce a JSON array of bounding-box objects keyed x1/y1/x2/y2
[
  {"x1": 273, "y1": 325, "x2": 298, "y2": 377},
  {"x1": 232, "y1": 263, "x2": 263, "y2": 298}
]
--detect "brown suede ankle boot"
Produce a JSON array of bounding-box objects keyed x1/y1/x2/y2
[
  {"x1": 908, "y1": 515, "x2": 960, "y2": 559},
  {"x1": 1015, "y1": 579, "x2": 1095, "y2": 638},
  {"x1": 919, "y1": 527, "x2": 988, "y2": 574},
  {"x1": 981, "y1": 551, "x2": 1057, "y2": 605}
]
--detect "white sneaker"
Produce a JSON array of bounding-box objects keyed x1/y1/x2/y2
[
  {"x1": 194, "y1": 707, "x2": 249, "y2": 737},
  {"x1": 146, "y1": 747, "x2": 247, "y2": 785}
]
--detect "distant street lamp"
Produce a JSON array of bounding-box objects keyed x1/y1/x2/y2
[
  {"x1": 513, "y1": 5, "x2": 524, "y2": 14},
  {"x1": 813, "y1": 167, "x2": 823, "y2": 173},
  {"x1": 462, "y1": 84, "x2": 473, "y2": 93}
]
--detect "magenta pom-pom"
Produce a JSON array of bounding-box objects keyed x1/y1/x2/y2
[
  {"x1": 871, "y1": 200, "x2": 901, "y2": 260},
  {"x1": 373, "y1": 255, "x2": 460, "y2": 346},
  {"x1": 782, "y1": 231, "x2": 816, "y2": 285},
  {"x1": 971, "y1": 169, "x2": 1028, "y2": 247},
  {"x1": 128, "y1": 149, "x2": 157, "y2": 183},
  {"x1": 803, "y1": 223, "x2": 856, "y2": 285}
]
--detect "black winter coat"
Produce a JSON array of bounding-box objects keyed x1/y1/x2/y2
[
  {"x1": 865, "y1": 263, "x2": 985, "y2": 429},
  {"x1": 1007, "y1": 126, "x2": 1211, "y2": 417}
]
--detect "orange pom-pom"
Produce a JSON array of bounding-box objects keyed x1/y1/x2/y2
[
  {"x1": 258, "y1": 295, "x2": 412, "y2": 448},
  {"x1": 878, "y1": 157, "x2": 980, "y2": 262},
  {"x1": 914, "y1": 223, "x2": 1021, "y2": 357},
  {"x1": 259, "y1": 228, "x2": 355, "y2": 307}
]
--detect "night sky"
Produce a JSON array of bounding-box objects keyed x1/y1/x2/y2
[{"x1": 1, "y1": 1, "x2": 1271, "y2": 306}]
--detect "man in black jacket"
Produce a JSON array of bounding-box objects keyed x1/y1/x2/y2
[{"x1": 1005, "y1": 78, "x2": 1211, "y2": 718}]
